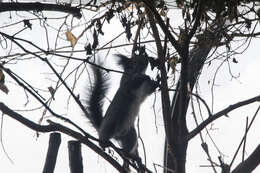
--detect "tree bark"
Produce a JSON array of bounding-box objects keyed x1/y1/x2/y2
[
  {"x1": 68, "y1": 141, "x2": 83, "y2": 173},
  {"x1": 0, "y1": 2, "x2": 81, "y2": 18},
  {"x1": 164, "y1": 30, "x2": 220, "y2": 173},
  {"x1": 231, "y1": 144, "x2": 260, "y2": 173},
  {"x1": 42, "y1": 133, "x2": 61, "y2": 173}
]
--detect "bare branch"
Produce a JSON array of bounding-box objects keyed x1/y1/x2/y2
[
  {"x1": 0, "y1": 2, "x2": 81, "y2": 18},
  {"x1": 231, "y1": 144, "x2": 260, "y2": 173},
  {"x1": 43, "y1": 133, "x2": 61, "y2": 173},
  {"x1": 142, "y1": 0, "x2": 182, "y2": 56},
  {"x1": 187, "y1": 95, "x2": 260, "y2": 141},
  {"x1": 187, "y1": 0, "x2": 202, "y2": 42},
  {"x1": 68, "y1": 141, "x2": 83, "y2": 173},
  {"x1": 230, "y1": 106, "x2": 260, "y2": 167},
  {"x1": 0, "y1": 64, "x2": 88, "y2": 136},
  {"x1": 145, "y1": 5, "x2": 172, "y2": 140},
  {"x1": 0, "y1": 102, "x2": 128, "y2": 173}
]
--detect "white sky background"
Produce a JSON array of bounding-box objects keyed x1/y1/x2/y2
[{"x1": 0, "y1": 4, "x2": 260, "y2": 173}]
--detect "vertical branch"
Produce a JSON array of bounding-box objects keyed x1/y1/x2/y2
[
  {"x1": 145, "y1": 5, "x2": 186, "y2": 173},
  {"x1": 42, "y1": 133, "x2": 61, "y2": 173},
  {"x1": 231, "y1": 144, "x2": 260, "y2": 173},
  {"x1": 178, "y1": 42, "x2": 189, "y2": 136},
  {"x1": 145, "y1": 5, "x2": 172, "y2": 145},
  {"x1": 68, "y1": 141, "x2": 83, "y2": 173},
  {"x1": 142, "y1": 0, "x2": 182, "y2": 55},
  {"x1": 242, "y1": 117, "x2": 249, "y2": 161},
  {"x1": 178, "y1": 0, "x2": 203, "y2": 137},
  {"x1": 230, "y1": 105, "x2": 260, "y2": 167},
  {"x1": 131, "y1": 17, "x2": 144, "y2": 57}
]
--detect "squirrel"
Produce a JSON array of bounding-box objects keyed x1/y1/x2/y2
[{"x1": 84, "y1": 50, "x2": 158, "y2": 165}]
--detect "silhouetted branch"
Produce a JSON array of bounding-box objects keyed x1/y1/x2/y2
[
  {"x1": 230, "y1": 106, "x2": 260, "y2": 167},
  {"x1": 187, "y1": 95, "x2": 260, "y2": 140},
  {"x1": 142, "y1": 0, "x2": 182, "y2": 56},
  {"x1": 231, "y1": 144, "x2": 260, "y2": 173},
  {"x1": 0, "y1": 63, "x2": 88, "y2": 136},
  {"x1": 145, "y1": 3, "x2": 172, "y2": 146},
  {"x1": 0, "y1": 102, "x2": 128, "y2": 173},
  {"x1": 0, "y1": 2, "x2": 81, "y2": 18},
  {"x1": 43, "y1": 133, "x2": 61, "y2": 173},
  {"x1": 68, "y1": 141, "x2": 83, "y2": 173}
]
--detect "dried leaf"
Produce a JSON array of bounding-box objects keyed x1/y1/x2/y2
[
  {"x1": 0, "y1": 69, "x2": 4, "y2": 83},
  {"x1": 48, "y1": 86, "x2": 56, "y2": 100},
  {"x1": 169, "y1": 56, "x2": 178, "y2": 73},
  {"x1": 160, "y1": 8, "x2": 168, "y2": 17},
  {"x1": 232, "y1": 58, "x2": 238, "y2": 63},
  {"x1": 121, "y1": 15, "x2": 127, "y2": 27},
  {"x1": 23, "y1": 19, "x2": 32, "y2": 29},
  {"x1": 178, "y1": 29, "x2": 185, "y2": 44},
  {"x1": 149, "y1": 57, "x2": 160, "y2": 70},
  {"x1": 96, "y1": 19, "x2": 104, "y2": 35},
  {"x1": 176, "y1": 0, "x2": 184, "y2": 8},
  {"x1": 85, "y1": 43, "x2": 92, "y2": 55},
  {"x1": 65, "y1": 31, "x2": 77, "y2": 47},
  {"x1": 0, "y1": 84, "x2": 9, "y2": 94},
  {"x1": 92, "y1": 29, "x2": 99, "y2": 49},
  {"x1": 125, "y1": 21, "x2": 132, "y2": 41},
  {"x1": 201, "y1": 142, "x2": 209, "y2": 154},
  {"x1": 105, "y1": 9, "x2": 114, "y2": 23},
  {"x1": 0, "y1": 70, "x2": 8, "y2": 94}
]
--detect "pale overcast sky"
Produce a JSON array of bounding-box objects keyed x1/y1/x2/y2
[{"x1": 0, "y1": 6, "x2": 260, "y2": 173}]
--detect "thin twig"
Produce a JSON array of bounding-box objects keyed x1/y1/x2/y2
[
  {"x1": 187, "y1": 96, "x2": 260, "y2": 141},
  {"x1": 242, "y1": 117, "x2": 249, "y2": 162},
  {"x1": 0, "y1": 102, "x2": 128, "y2": 173},
  {"x1": 230, "y1": 105, "x2": 260, "y2": 167}
]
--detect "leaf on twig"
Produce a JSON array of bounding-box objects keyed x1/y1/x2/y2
[
  {"x1": 0, "y1": 69, "x2": 9, "y2": 94},
  {"x1": 125, "y1": 21, "x2": 132, "y2": 41},
  {"x1": 96, "y1": 19, "x2": 104, "y2": 35},
  {"x1": 232, "y1": 58, "x2": 238, "y2": 63},
  {"x1": 169, "y1": 56, "x2": 179, "y2": 73},
  {"x1": 92, "y1": 29, "x2": 99, "y2": 49},
  {"x1": 48, "y1": 86, "x2": 56, "y2": 100},
  {"x1": 85, "y1": 43, "x2": 92, "y2": 55},
  {"x1": 105, "y1": 9, "x2": 114, "y2": 23},
  {"x1": 23, "y1": 19, "x2": 32, "y2": 30},
  {"x1": 65, "y1": 31, "x2": 77, "y2": 47}
]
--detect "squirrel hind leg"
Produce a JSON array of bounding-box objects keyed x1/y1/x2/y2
[
  {"x1": 117, "y1": 127, "x2": 139, "y2": 156},
  {"x1": 119, "y1": 127, "x2": 146, "y2": 173}
]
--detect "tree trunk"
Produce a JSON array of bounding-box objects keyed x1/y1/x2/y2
[{"x1": 164, "y1": 30, "x2": 220, "y2": 173}]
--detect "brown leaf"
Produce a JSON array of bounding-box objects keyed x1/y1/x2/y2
[
  {"x1": 0, "y1": 83, "x2": 9, "y2": 94},
  {"x1": 48, "y1": 86, "x2": 56, "y2": 100},
  {"x1": 0, "y1": 70, "x2": 8, "y2": 94},
  {"x1": 0, "y1": 69, "x2": 4, "y2": 83},
  {"x1": 65, "y1": 31, "x2": 77, "y2": 46}
]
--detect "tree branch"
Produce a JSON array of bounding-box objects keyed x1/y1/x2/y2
[
  {"x1": 0, "y1": 2, "x2": 81, "y2": 18},
  {"x1": 142, "y1": 0, "x2": 182, "y2": 56},
  {"x1": 231, "y1": 144, "x2": 260, "y2": 173},
  {"x1": 187, "y1": 94, "x2": 260, "y2": 141},
  {"x1": 145, "y1": 4, "x2": 172, "y2": 144},
  {"x1": 0, "y1": 102, "x2": 128, "y2": 173},
  {"x1": 187, "y1": 0, "x2": 202, "y2": 42},
  {"x1": 68, "y1": 141, "x2": 83, "y2": 173},
  {"x1": 43, "y1": 133, "x2": 61, "y2": 173},
  {"x1": 0, "y1": 63, "x2": 88, "y2": 136}
]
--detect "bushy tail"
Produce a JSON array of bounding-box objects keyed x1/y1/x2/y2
[{"x1": 85, "y1": 65, "x2": 109, "y2": 130}]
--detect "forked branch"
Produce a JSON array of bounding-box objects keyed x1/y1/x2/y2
[{"x1": 187, "y1": 94, "x2": 260, "y2": 141}]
